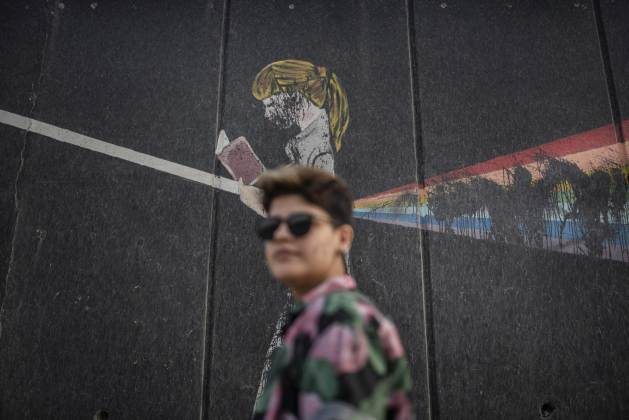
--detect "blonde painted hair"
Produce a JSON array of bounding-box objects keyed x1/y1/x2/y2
[{"x1": 252, "y1": 59, "x2": 349, "y2": 152}]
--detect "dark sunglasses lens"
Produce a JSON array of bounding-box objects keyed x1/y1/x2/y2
[
  {"x1": 256, "y1": 218, "x2": 280, "y2": 240},
  {"x1": 287, "y1": 214, "x2": 313, "y2": 237}
]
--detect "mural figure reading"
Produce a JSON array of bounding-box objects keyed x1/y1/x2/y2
[
  {"x1": 252, "y1": 59, "x2": 349, "y2": 173},
  {"x1": 217, "y1": 59, "x2": 349, "y2": 183}
]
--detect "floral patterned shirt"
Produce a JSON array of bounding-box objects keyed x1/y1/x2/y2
[{"x1": 252, "y1": 275, "x2": 414, "y2": 420}]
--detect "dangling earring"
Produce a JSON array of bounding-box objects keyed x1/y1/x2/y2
[{"x1": 342, "y1": 250, "x2": 351, "y2": 275}]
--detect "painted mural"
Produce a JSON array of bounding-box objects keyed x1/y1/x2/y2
[
  {"x1": 213, "y1": 59, "x2": 628, "y2": 263},
  {"x1": 0, "y1": 58, "x2": 625, "y2": 263},
  {"x1": 354, "y1": 121, "x2": 629, "y2": 262}
]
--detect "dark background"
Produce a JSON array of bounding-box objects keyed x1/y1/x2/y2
[{"x1": 1, "y1": 0, "x2": 627, "y2": 419}]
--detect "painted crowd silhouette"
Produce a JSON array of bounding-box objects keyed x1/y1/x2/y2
[{"x1": 422, "y1": 157, "x2": 626, "y2": 260}]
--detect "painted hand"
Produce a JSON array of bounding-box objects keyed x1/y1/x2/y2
[{"x1": 239, "y1": 180, "x2": 265, "y2": 217}]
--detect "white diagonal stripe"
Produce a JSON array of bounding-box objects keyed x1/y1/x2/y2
[{"x1": 0, "y1": 109, "x2": 239, "y2": 194}]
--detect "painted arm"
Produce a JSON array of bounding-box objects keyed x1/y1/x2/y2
[{"x1": 310, "y1": 151, "x2": 334, "y2": 173}]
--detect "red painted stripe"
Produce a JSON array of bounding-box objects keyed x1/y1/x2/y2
[
  {"x1": 355, "y1": 121, "x2": 623, "y2": 202},
  {"x1": 426, "y1": 123, "x2": 617, "y2": 186}
]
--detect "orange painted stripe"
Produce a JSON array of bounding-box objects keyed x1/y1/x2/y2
[{"x1": 356, "y1": 121, "x2": 626, "y2": 202}]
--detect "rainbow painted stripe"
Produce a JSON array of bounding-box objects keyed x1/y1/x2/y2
[{"x1": 353, "y1": 121, "x2": 628, "y2": 261}]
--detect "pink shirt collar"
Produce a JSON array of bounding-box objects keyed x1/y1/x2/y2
[{"x1": 298, "y1": 275, "x2": 357, "y2": 304}]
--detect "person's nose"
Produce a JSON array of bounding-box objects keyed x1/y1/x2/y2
[{"x1": 272, "y1": 221, "x2": 293, "y2": 241}]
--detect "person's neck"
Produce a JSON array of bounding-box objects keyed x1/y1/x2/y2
[
  {"x1": 297, "y1": 104, "x2": 325, "y2": 131},
  {"x1": 291, "y1": 259, "x2": 347, "y2": 301}
]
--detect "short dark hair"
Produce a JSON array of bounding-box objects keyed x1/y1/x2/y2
[{"x1": 255, "y1": 166, "x2": 353, "y2": 226}]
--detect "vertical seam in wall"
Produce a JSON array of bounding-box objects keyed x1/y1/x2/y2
[
  {"x1": 0, "y1": 3, "x2": 51, "y2": 339},
  {"x1": 592, "y1": 0, "x2": 625, "y2": 143},
  {"x1": 199, "y1": 0, "x2": 230, "y2": 418},
  {"x1": 405, "y1": 1, "x2": 439, "y2": 419}
]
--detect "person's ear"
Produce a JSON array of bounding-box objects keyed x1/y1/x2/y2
[{"x1": 336, "y1": 224, "x2": 354, "y2": 254}]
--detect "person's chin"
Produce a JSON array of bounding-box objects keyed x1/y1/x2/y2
[{"x1": 271, "y1": 264, "x2": 306, "y2": 287}]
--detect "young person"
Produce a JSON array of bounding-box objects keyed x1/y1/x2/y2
[{"x1": 251, "y1": 166, "x2": 414, "y2": 420}]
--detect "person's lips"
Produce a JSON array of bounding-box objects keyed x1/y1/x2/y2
[{"x1": 272, "y1": 248, "x2": 300, "y2": 260}]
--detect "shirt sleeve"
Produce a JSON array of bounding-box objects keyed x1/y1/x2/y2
[{"x1": 298, "y1": 297, "x2": 414, "y2": 420}]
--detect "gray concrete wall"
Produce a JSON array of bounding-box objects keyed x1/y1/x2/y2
[{"x1": 0, "y1": 1, "x2": 627, "y2": 419}]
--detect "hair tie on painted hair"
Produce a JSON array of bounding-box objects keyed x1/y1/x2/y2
[{"x1": 317, "y1": 66, "x2": 328, "y2": 79}]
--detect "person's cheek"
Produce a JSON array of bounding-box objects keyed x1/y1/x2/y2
[
  {"x1": 308, "y1": 238, "x2": 328, "y2": 268},
  {"x1": 264, "y1": 243, "x2": 273, "y2": 266}
]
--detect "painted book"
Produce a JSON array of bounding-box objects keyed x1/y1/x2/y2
[{"x1": 216, "y1": 130, "x2": 265, "y2": 184}]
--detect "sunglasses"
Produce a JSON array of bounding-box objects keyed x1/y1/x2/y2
[{"x1": 255, "y1": 212, "x2": 335, "y2": 240}]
